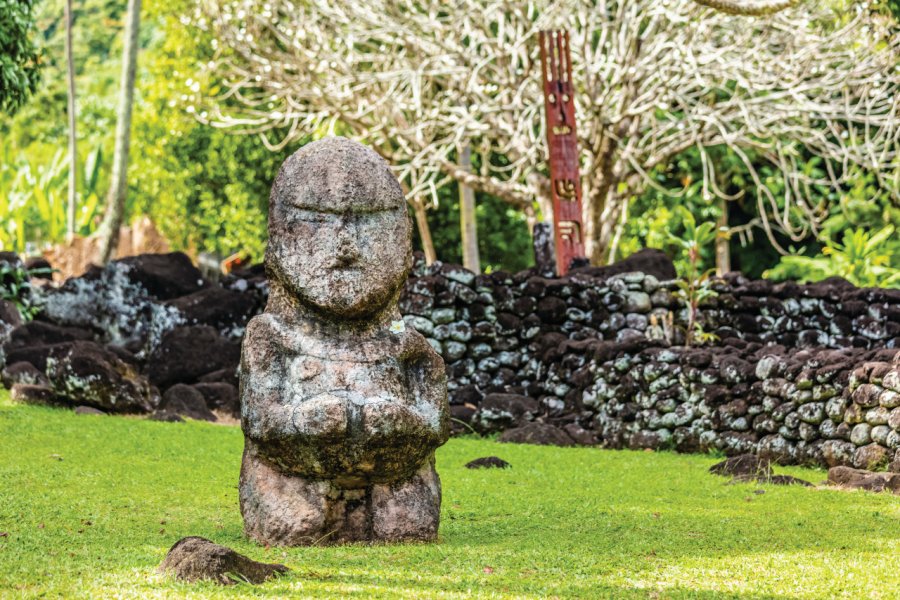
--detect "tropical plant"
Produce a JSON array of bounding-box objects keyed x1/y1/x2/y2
[
  {"x1": 0, "y1": 0, "x2": 43, "y2": 114},
  {"x1": 668, "y1": 208, "x2": 720, "y2": 347},
  {"x1": 0, "y1": 146, "x2": 104, "y2": 252},
  {"x1": 0, "y1": 262, "x2": 52, "y2": 321},
  {"x1": 765, "y1": 226, "x2": 900, "y2": 288}
]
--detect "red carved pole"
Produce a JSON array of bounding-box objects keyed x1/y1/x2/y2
[{"x1": 539, "y1": 30, "x2": 585, "y2": 276}]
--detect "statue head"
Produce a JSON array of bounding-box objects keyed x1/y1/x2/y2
[{"x1": 266, "y1": 137, "x2": 411, "y2": 320}]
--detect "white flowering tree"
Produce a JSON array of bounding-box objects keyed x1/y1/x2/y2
[{"x1": 193, "y1": 0, "x2": 900, "y2": 264}]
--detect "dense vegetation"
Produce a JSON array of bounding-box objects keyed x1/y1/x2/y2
[
  {"x1": 1, "y1": 0, "x2": 898, "y2": 281},
  {"x1": 2, "y1": 391, "x2": 899, "y2": 598}
]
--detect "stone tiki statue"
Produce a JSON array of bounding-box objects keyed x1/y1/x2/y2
[{"x1": 239, "y1": 137, "x2": 450, "y2": 546}]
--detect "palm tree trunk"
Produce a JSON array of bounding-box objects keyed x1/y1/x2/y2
[
  {"x1": 411, "y1": 198, "x2": 437, "y2": 265},
  {"x1": 96, "y1": 0, "x2": 141, "y2": 264},
  {"x1": 457, "y1": 145, "x2": 480, "y2": 273},
  {"x1": 716, "y1": 197, "x2": 731, "y2": 275},
  {"x1": 65, "y1": 0, "x2": 77, "y2": 239}
]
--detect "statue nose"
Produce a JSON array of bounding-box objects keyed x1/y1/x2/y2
[{"x1": 335, "y1": 233, "x2": 361, "y2": 266}]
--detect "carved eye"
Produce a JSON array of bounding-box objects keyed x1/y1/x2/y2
[{"x1": 293, "y1": 209, "x2": 330, "y2": 224}]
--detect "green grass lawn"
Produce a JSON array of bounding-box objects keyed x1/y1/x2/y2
[{"x1": 1, "y1": 390, "x2": 898, "y2": 599}]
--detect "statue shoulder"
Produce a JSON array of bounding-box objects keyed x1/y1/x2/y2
[{"x1": 242, "y1": 313, "x2": 309, "y2": 365}]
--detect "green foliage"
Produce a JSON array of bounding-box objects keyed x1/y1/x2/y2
[
  {"x1": 765, "y1": 166, "x2": 900, "y2": 288},
  {"x1": 619, "y1": 146, "x2": 795, "y2": 279},
  {"x1": 0, "y1": 0, "x2": 43, "y2": 114},
  {"x1": 127, "y1": 0, "x2": 301, "y2": 261},
  {"x1": 0, "y1": 0, "x2": 123, "y2": 253},
  {"x1": 0, "y1": 144, "x2": 103, "y2": 252},
  {"x1": 3, "y1": 391, "x2": 900, "y2": 598},
  {"x1": 667, "y1": 208, "x2": 720, "y2": 347},
  {"x1": 766, "y1": 226, "x2": 900, "y2": 288},
  {"x1": 418, "y1": 183, "x2": 534, "y2": 273},
  {"x1": 0, "y1": 262, "x2": 51, "y2": 320}
]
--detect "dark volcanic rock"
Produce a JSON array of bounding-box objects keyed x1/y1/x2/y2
[
  {"x1": 828, "y1": 466, "x2": 900, "y2": 494},
  {"x1": 116, "y1": 252, "x2": 207, "y2": 300},
  {"x1": 150, "y1": 409, "x2": 185, "y2": 423},
  {"x1": 10, "y1": 383, "x2": 57, "y2": 405},
  {"x1": 162, "y1": 384, "x2": 217, "y2": 422},
  {"x1": 568, "y1": 248, "x2": 677, "y2": 281},
  {"x1": 709, "y1": 454, "x2": 773, "y2": 481},
  {"x1": 498, "y1": 422, "x2": 575, "y2": 446},
  {"x1": 45, "y1": 341, "x2": 157, "y2": 413},
  {"x1": 465, "y1": 456, "x2": 511, "y2": 469},
  {"x1": 767, "y1": 474, "x2": 813, "y2": 487},
  {"x1": 197, "y1": 367, "x2": 239, "y2": 387},
  {"x1": 166, "y1": 286, "x2": 260, "y2": 332},
  {"x1": 3, "y1": 321, "x2": 93, "y2": 350},
  {"x1": 145, "y1": 326, "x2": 240, "y2": 388},
  {"x1": 193, "y1": 382, "x2": 239, "y2": 417},
  {"x1": 474, "y1": 393, "x2": 540, "y2": 433},
  {"x1": 0, "y1": 300, "x2": 22, "y2": 328},
  {"x1": 158, "y1": 536, "x2": 288, "y2": 585},
  {"x1": 1, "y1": 361, "x2": 48, "y2": 388}
]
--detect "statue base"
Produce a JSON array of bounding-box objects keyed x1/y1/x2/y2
[{"x1": 239, "y1": 445, "x2": 442, "y2": 546}]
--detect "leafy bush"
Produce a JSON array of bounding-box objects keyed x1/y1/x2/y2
[
  {"x1": 766, "y1": 226, "x2": 900, "y2": 288},
  {"x1": 668, "y1": 208, "x2": 720, "y2": 347},
  {"x1": 0, "y1": 262, "x2": 52, "y2": 321},
  {"x1": 0, "y1": 145, "x2": 103, "y2": 252},
  {"x1": 0, "y1": 0, "x2": 43, "y2": 114}
]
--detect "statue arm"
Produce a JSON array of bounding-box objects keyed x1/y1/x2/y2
[
  {"x1": 404, "y1": 334, "x2": 450, "y2": 443},
  {"x1": 240, "y1": 316, "x2": 294, "y2": 442}
]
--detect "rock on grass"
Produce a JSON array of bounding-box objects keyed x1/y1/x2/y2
[
  {"x1": 158, "y1": 536, "x2": 288, "y2": 585},
  {"x1": 498, "y1": 422, "x2": 575, "y2": 446},
  {"x1": 709, "y1": 454, "x2": 813, "y2": 486},
  {"x1": 465, "y1": 456, "x2": 511, "y2": 469},
  {"x1": 827, "y1": 466, "x2": 900, "y2": 494},
  {"x1": 709, "y1": 454, "x2": 773, "y2": 481}
]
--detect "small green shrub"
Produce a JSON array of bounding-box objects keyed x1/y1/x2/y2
[
  {"x1": 668, "y1": 208, "x2": 720, "y2": 347},
  {"x1": 0, "y1": 261, "x2": 51, "y2": 320},
  {"x1": 766, "y1": 225, "x2": 900, "y2": 288}
]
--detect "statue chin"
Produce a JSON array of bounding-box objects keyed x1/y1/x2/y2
[{"x1": 297, "y1": 290, "x2": 391, "y2": 320}]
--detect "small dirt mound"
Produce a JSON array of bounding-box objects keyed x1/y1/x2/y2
[{"x1": 158, "y1": 536, "x2": 288, "y2": 585}]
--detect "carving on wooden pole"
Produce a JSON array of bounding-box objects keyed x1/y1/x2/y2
[{"x1": 539, "y1": 30, "x2": 585, "y2": 275}]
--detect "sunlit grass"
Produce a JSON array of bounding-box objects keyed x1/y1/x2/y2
[{"x1": 1, "y1": 389, "x2": 898, "y2": 599}]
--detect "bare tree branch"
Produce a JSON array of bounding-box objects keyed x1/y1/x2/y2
[
  {"x1": 192, "y1": 0, "x2": 900, "y2": 262},
  {"x1": 691, "y1": 0, "x2": 802, "y2": 16}
]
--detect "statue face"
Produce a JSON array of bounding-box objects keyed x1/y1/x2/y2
[
  {"x1": 269, "y1": 203, "x2": 411, "y2": 319},
  {"x1": 267, "y1": 138, "x2": 412, "y2": 319}
]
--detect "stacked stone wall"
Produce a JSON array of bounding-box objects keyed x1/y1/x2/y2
[
  {"x1": 2, "y1": 249, "x2": 899, "y2": 470},
  {"x1": 400, "y1": 251, "x2": 900, "y2": 469}
]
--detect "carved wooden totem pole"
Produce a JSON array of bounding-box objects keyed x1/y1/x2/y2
[{"x1": 539, "y1": 30, "x2": 586, "y2": 275}]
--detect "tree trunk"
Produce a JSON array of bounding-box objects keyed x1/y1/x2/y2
[
  {"x1": 65, "y1": 0, "x2": 77, "y2": 239},
  {"x1": 585, "y1": 178, "x2": 619, "y2": 265},
  {"x1": 95, "y1": 0, "x2": 141, "y2": 264},
  {"x1": 457, "y1": 145, "x2": 480, "y2": 273},
  {"x1": 411, "y1": 198, "x2": 437, "y2": 265},
  {"x1": 716, "y1": 197, "x2": 731, "y2": 276}
]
